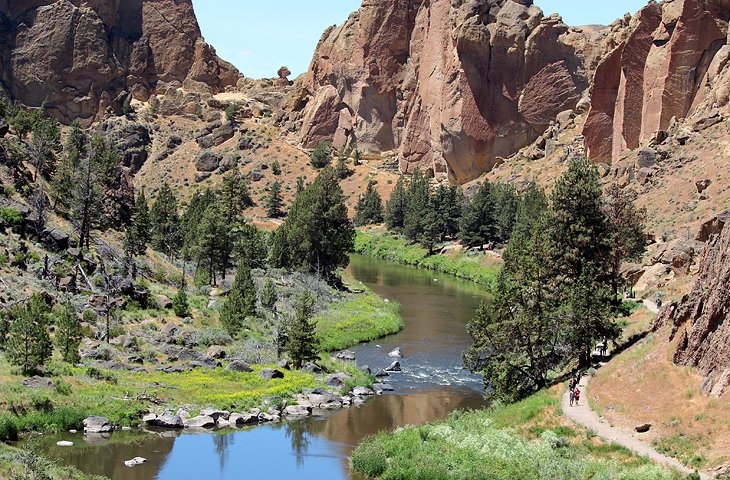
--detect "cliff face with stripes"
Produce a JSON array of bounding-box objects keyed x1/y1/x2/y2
[
  {"x1": 0, "y1": 0, "x2": 240, "y2": 123},
  {"x1": 291, "y1": 0, "x2": 602, "y2": 183}
]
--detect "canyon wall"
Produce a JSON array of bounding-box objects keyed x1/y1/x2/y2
[
  {"x1": 583, "y1": 0, "x2": 730, "y2": 163},
  {"x1": 0, "y1": 0, "x2": 241, "y2": 123},
  {"x1": 291, "y1": 0, "x2": 602, "y2": 183}
]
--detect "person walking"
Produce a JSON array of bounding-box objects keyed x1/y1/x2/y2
[
  {"x1": 574, "y1": 385, "x2": 581, "y2": 406},
  {"x1": 569, "y1": 383, "x2": 576, "y2": 406}
]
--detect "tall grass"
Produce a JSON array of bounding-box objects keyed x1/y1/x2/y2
[{"x1": 354, "y1": 230, "x2": 500, "y2": 286}]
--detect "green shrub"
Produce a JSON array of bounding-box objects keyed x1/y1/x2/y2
[
  {"x1": 0, "y1": 415, "x2": 19, "y2": 441},
  {"x1": 310, "y1": 142, "x2": 331, "y2": 169},
  {"x1": 0, "y1": 206, "x2": 23, "y2": 229}
]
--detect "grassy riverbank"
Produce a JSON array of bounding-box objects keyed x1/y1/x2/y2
[
  {"x1": 352, "y1": 387, "x2": 688, "y2": 480},
  {"x1": 354, "y1": 228, "x2": 502, "y2": 286},
  {"x1": 0, "y1": 442, "x2": 105, "y2": 480}
]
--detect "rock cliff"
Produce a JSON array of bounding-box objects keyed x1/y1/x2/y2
[
  {"x1": 0, "y1": 0, "x2": 241, "y2": 124},
  {"x1": 656, "y1": 214, "x2": 730, "y2": 397},
  {"x1": 583, "y1": 0, "x2": 730, "y2": 163},
  {"x1": 291, "y1": 0, "x2": 602, "y2": 182}
]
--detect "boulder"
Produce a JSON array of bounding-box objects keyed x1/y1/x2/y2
[
  {"x1": 195, "y1": 151, "x2": 223, "y2": 172},
  {"x1": 352, "y1": 386, "x2": 374, "y2": 396},
  {"x1": 41, "y1": 228, "x2": 70, "y2": 251},
  {"x1": 156, "y1": 294, "x2": 173, "y2": 309},
  {"x1": 325, "y1": 373, "x2": 352, "y2": 388},
  {"x1": 206, "y1": 346, "x2": 227, "y2": 359},
  {"x1": 283, "y1": 405, "x2": 310, "y2": 417},
  {"x1": 83, "y1": 416, "x2": 112, "y2": 434},
  {"x1": 124, "y1": 457, "x2": 147, "y2": 467},
  {"x1": 372, "y1": 383, "x2": 394, "y2": 394},
  {"x1": 336, "y1": 350, "x2": 356, "y2": 361},
  {"x1": 277, "y1": 359, "x2": 291, "y2": 370},
  {"x1": 258, "y1": 368, "x2": 285, "y2": 381},
  {"x1": 302, "y1": 362, "x2": 323, "y2": 374},
  {"x1": 200, "y1": 409, "x2": 230, "y2": 421},
  {"x1": 211, "y1": 123, "x2": 235, "y2": 146},
  {"x1": 375, "y1": 369, "x2": 390, "y2": 377},
  {"x1": 22, "y1": 376, "x2": 55, "y2": 388},
  {"x1": 696, "y1": 179, "x2": 712, "y2": 194},
  {"x1": 226, "y1": 361, "x2": 253, "y2": 372},
  {"x1": 384, "y1": 361, "x2": 401, "y2": 372},
  {"x1": 190, "y1": 357, "x2": 221, "y2": 369},
  {"x1": 634, "y1": 423, "x2": 651, "y2": 433},
  {"x1": 149, "y1": 413, "x2": 184, "y2": 429},
  {"x1": 184, "y1": 415, "x2": 216, "y2": 428},
  {"x1": 388, "y1": 347, "x2": 402, "y2": 358},
  {"x1": 696, "y1": 210, "x2": 730, "y2": 243},
  {"x1": 229, "y1": 413, "x2": 258, "y2": 425}
]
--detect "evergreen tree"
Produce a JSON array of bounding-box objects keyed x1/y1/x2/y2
[
  {"x1": 354, "y1": 180, "x2": 384, "y2": 226},
  {"x1": 310, "y1": 142, "x2": 332, "y2": 169},
  {"x1": 6, "y1": 294, "x2": 52, "y2": 374},
  {"x1": 180, "y1": 189, "x2": 216, "y2": 261},
  {"x1": 548, "y1": 157, "x2": 616, "y2": 366},
  {"x1": 271, "y1": 167, "x2": 354, "y2": 283},
  {"x1": 71, "y1": 137, "x2": 104, "y2": 250},
  {"x1": 235, "y1": 223, "x2": 268, "y2": 269},
  {"x1": 259, "y1": 279, "x2": 278, "y2": 312},
  {"x1": 296, "y1": 176, "x2": 306, "y2": 194},
  {"x1": 403, "y1": 171, "x2": 431, "y2": 243},
  {"x1": 459, "y1": 181, "x2": 496, "y2": 248},
  {"x1": 285, "y1": 293, "x2": 319, "y2": 368},
  {"x1": 219, "y1": 264, "x2": 257, "y2": 337},
  {"x1": 28, "y1": 113, "x2": 60, "y2": 181},
  {"x1": 492, "y1": 183, "x2": 519, "y2": 243},
  {"x1": 193, "y1": 202, "x2": 229, "y2": 285},
  {"x1": 150, "y1": 183, "x2": 181, "y2": 257},
  {"x1": 385, "y1": 176, "x2": 408, "y2": 231},
  {"x1": 220, "y1": 172, "x2": 253, "y2": 222},
  {"x1": 271, "y1": 160, "x2": 281, "y2": 175},
  {"x1": 265, "y1": 181, "x2": 284, "y2": 218},
  {"x1": 172, "y1": 285, "x2": 190, "y2": 318},
  {"x1": 54, "y1": 301, "x2": 82, "y2": 364},
  {"x1": 335, "y1": 152, "x2": 352, "y2": 179},
  {"x1": 131, "y1": 189, "x2": 151, "y2": 254},
  {"x1": 604, "y1": 184, "x2": 647, "y2": 305},
  {"x1": 52, "y1": 120, "x2": 87, "y2": 210}
]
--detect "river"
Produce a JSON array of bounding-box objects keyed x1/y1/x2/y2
[{"x1": 37, "y1": 255, "x2": 488, "y2": 479}]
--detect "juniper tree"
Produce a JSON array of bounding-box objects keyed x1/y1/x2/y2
[
  {"x1": 296, "y1": 176, "x2": 306, "y2": 194},
  {"x1": 235, "y1": 223, "x2": 268, "y2": 269},
  {"x1": 193, "y1": 202, "x2": 229, "y2": 285},
  {"x1": 385, "y1": 176, "x2": 408, "y2": 231},
  {"x1": 6, "y1": 294, "x2": 52, "y2": 374},
  {"x1": 219, "y1": 264, "x2": 257, "y2": 337},
  {"x1": 259, "y1": 279, "x2": 278, "y2": 312},
  {"x1": 265, "y1": 181, "x2": 284, "y2": 218},
  {"x1": 52, "y1": 120, "x2": 87, "y2": 210},
  {"x1": 403, "y1": 170, "x2": 430, "y2": 243},
  {"x1": 354, "y1": 180, "x2": 384, "y2": 226},
  {"x1": 54, "y1": 301, "x2": 82, "y2": 364},
  {"x1": 271, "y1": 167, "x2": 354, "y2": 283},
  {"x1": 150, "y1": 183, "x2": 181, "y2": 257},
  {"x1": 285, "y1": 293, "x2": 319, "y2": 369},
  {"x1": 310, "y1": 142, "x2": 331, "y2": 169},
  {"x1": 172, "y1": 284, "x2": 190, "y2": 318},
  {"x1": 492, "y1": 183, "x2": 519, "y2": 243}
]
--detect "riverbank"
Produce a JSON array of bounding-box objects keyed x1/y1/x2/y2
[
  {"x1": 352, "y1": 387, "x2": 689, "y2": 479},
  {"x1": 354, "y1": 228, "x2": 502, "y2": 286}
]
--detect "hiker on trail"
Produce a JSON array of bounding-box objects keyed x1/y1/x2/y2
[
  {"x1": 601, "y1": 337, "x2": 608, "y2": 357},
  {"x1": 569, "y1": 383, "x2": 576, "y2": 406},
  {"x1": 574, "y1": 386, "x2": 581, "y2": 406}
]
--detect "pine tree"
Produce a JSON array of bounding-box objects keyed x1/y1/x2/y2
[
  {"x1": 271, "y1": 167, "x2": 354, "y2": 283},
  {"x1": 403, "y1": 171, "x2": 431, "y2": 243},
  {"x1": 219, "y1": 264, "x2": 257, "y2": 337},
  {"x1": 492, "y1": 183, "x2": 519, "y2": 243},
  {"x1": 6, "y1": 294, "x2": 52, "y2": 374},
  {"x1": 180, "y1": 189, "x2": 216, "y2": 261},
  {"x1": 259, "y1": 279, "x2": 278, "y2": 312},
  {"x1": 385, "y1": 176, "x2": 408, "y2": 231},
  {"x1": 71, "y1": 138, "x2": 104, "y2": 251},
  {"x1": 354, "y1": 180, "x2": 384, "y2": 226},
  {"x1": 548, "y1": 157, "x2": 616, "y2": 367},
  {"x1": 220, "y1": 172, "x2": 254, "y2": 222},
  {"x1": 54, "y1": 301, "x2": 82, "y2": 364},
  {"x1": 335, "y1": 153, "x2": 352, "y2": 179},
  {"x1": 52, "y1": 120, "x2": 87, "y2": 210},
  {"x1": 150, "y1": 183, "x2": 181, "y2": 257},
  {"x1": 172, "y1": 285, "x2": 190, "y2": 318},
  {"x1": 296, "y1": 176, "x2": 305, "y2": 194},
  {"x1": 235, "y1": 223, "x2": 268, "y2": 269},
  {"x1": 272, "y1": 160, "x2": 282, "y2": 175},
  {"x1": 193, "y1": 202, "x2": 229, "y2": 285},
  {"x1": 28, "y1": 113, "x2": 60, "y2": 181},
  {"x1": 265, "y1": 181, "x2": 284, "y2": 218},
  {"x1": 459, "y1": 181, "x2": 496, "y2": 249},
  {"x1": 285, "y1": 293, "x2": 319, "y2": 369},
  {"x1": 604, "y1": 184, "x2": 647, "y2": 307},
  {"x1": 127, "y1": 189, "x2": 150, "y2": 256}
]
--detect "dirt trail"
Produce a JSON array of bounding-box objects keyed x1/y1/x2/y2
[{"x1": 562, "y1": 375, "x2": 709, "y2": 479}]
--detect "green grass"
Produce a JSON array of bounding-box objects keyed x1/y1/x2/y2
[
  {"x1": 354, "y1": 229, "x2": 501, "y2": 286},
  {"x1": 316, "y1": 281, "x2": 403, "y2": 352},
  {"x1": 352, "y1": 389, "x2": 688, "y2": 480},
  {"x1": 0, "y1": 442, "x2": 106, "y2": 480},
  {"x1": 653, "y1": 435, "x2": 708, "y2": 469}
]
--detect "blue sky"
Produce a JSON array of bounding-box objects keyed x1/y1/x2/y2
[{"x1": 192, "y1": 1, "x2": 648, "y2": 79}]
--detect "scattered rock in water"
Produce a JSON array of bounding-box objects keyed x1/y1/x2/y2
[
  {"x1": 124, "y1": 457, "x2": 147, "y2": 468},
  {"x1": 634, "y1": 423, "x2": 652, "y2": 433},
  {"x1": 184, "y1": 415, "x2": 216, "y2": 428},
  {"x1": 200, "y1": 409, "x2": 230, "y2": 421},
  {"x1": 388, "y1": 347, "x2": 402, "y2": 358},
  {"x1": 375, "y1": 369, "x2": 390, "y2": 377},
  {"x1": 226, "y1": 360, "x2": 253, "y2": 372},
  {"x1": 372, "y1": 383, "x2": 394, "y2": 394},
  {"x1": 143, "y1": 413, "x2": 184, "y2": 429},
  {"x1": 336, "y1": 350, "x2": 356, "y2": 361},
  {"x1": 325, "y1": 373, "x2": 352, "y2": 388},
  {"x1": 284, "y1": 405, "x2": 311, "y2": 417},
  {"x1": 83, "y1": 416, "x2": 112, "y2": 434},
  {"x1": 56, "y1": 441, "x2": 74, "y2": 447},
  {"x1": 258, "y1": 368, "x2": 285, "y2": 381},
  {"x1": 384, "y1": 361, "x2": 401, "y2": 372},
  {"x1": 308, "y1": 391, "x2": 342, "y2": 409},
  {"x1": 229, "y1": 413, "x2": 258, "y2": 425},
  {"x1": 352, "y1": 386, "x2": 374, "y2": 396}
]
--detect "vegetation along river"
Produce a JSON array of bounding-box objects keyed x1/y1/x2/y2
[{"x1": 37, "y1": 255, "x2": 488, "y2": 479}]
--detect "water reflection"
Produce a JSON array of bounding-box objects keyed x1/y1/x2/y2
[{"x1": 39, "y1": 255, "x2": 488, "y2": 479}]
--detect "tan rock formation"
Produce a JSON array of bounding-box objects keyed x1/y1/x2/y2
[
  {"x1": 656, "y1": 217, "x2": 730, "y2": 397},
  {"x1": 584, "y1": 0, "x2": 730, "y2": 163},
  {"x1": 293, "y1": 0, "x2": 599, "y2": 183},
  {"x1": 0, "y1": 0, "x2": 241, "y2": 124}
]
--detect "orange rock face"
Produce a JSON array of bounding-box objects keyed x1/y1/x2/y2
[
  {"x1": 296, "y1": 0, "x2": 592, "y2": 183},
  {"x1": 0, "y1": 0, "x2": 240, "y2": 123},
  {"x1": 584, "y1": 0, "x2": 730, "y2": 163}
]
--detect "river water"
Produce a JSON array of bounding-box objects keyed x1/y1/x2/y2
[{"x1": 37, "y1": 255, "x2": 488, "y2": 479}]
